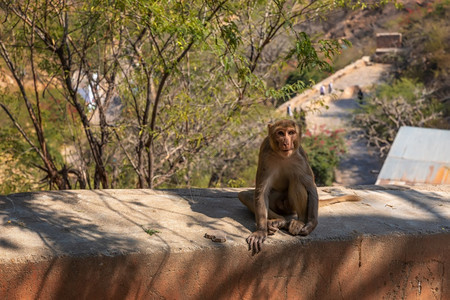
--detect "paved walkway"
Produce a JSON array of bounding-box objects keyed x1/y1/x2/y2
[
  {"x1": 310, "y1": 98, "x2": 383, "y2": 185},
  {"x1": 279, "y1": 57, "x2": 392, "y2": 185}
]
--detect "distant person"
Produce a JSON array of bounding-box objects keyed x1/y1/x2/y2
[
  {"x1": 320, "y1": 85, "x2": 325, "y2": 96},
  {"x1": 357, "y1": 88, "x2": 364, "y2": 104},
  {"x1": 328, "y1": 82, "x2": 333, "y2": 93},
  {"x1": 287, "y1": 104, "x2": 293, "y2": 117}
]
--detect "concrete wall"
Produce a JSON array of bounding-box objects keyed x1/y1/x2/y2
[
  {"x1": 1, "y1": 186, "x2": 449, "y2": 299},
  {"x1": 2, "y1": 234, "x2": 448, "y2": 299}
]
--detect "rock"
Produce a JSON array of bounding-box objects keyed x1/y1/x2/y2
[{"x1": 204, "y1": 230, "x2": 227, "y2": 243}]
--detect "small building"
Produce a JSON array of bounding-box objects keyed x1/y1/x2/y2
[
  {"x1": 376, "y1": 126, "x2": 450, "y2": 185},
  {"x1": 375, "y1": 33, "x2": 402, "y2": 55}
]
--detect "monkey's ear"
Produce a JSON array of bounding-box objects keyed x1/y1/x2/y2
[{"x1": 267, "y1": 123, "x2": 273, "y2": 131}]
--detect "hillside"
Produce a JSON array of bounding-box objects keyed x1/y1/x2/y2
[{"x1": 300, "y1": 0, "x2": 416, "y2": 50}]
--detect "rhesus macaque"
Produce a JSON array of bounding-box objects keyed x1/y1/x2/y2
[{"x1": 238, "y1": 119, "x2": 360, "y2": 255}]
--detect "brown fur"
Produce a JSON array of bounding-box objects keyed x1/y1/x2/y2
[{"x1": 238, "y1": 119, "x2": 360, "y2": 255}]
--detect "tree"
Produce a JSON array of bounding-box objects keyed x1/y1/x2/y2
[
  {"x1": 0, "y1": 0, "x2": 390, "y2": 191},
  {"x1": 353, "y1": 79, "x2": 443, "y2": 157}
]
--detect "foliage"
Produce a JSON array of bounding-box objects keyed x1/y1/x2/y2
[
  {"x1": 302, "y1": 128, "x2": 347, "y2": 186},
  {"x1": 184, "y1": 123, "x2": 347, "y2": 188},
  {"x1": 162, "y1": 107, "x2": 266, "y2": 189},
  {"x1": 281, "y1": 68, "x2": 326, "y2": 103},
  {"x1": 0, "y1": 152, "x2": 41, "y2": 195},
  {"x1": 0, "y1": 0, "x2": 392, "y2": 192},
  {"x1": 0, "y1": 126, "x2": 42, "y2": 194},
  {"x1": 352, "y1": 1, "x2": 449, "y2": 158},
  {"x1": 141, "y1": 226, "x2": 160, "y2": 236},
  {"x1": 353, "y1": 79, "x2": 443, "y2": 157},
  {"x1": 281, "y1": 37, "x2": 352, "y2": 104}
]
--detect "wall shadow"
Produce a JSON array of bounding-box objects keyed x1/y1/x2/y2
[
  {"x1": 163, "y1": 188, "x2": 255, "y2": 230},
  {"x1": 0, "y1": 189, "x2": 168, "y2": 299}
]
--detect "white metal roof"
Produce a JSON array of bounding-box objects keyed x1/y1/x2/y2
[{"x1": 376, "y1": 126, "x2": 450, "y2": 185}]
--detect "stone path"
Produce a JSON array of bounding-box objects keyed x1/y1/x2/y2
[
  {"x1": 310, "y1": 97, "x2": 383, "y2": 185},
  {"x1": 280, "y1": 57, "x2": 392, "y2": 185}
]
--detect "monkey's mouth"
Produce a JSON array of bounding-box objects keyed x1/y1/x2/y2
[
  {"x1": 281, "y1": 146, "x2": 293, "y2": 151},
  {"x1": 281, "y1": 149, "x2": 293, "y2": 156}
]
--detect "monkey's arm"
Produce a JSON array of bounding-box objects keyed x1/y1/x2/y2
[
  {"x1": 298, "y1": 146, "x2": 319, "y2": 235},
  {"x1": 254, "y1": 186, "x2": 269, "y2": 231},
  {"x1": 246, "y1": 157, "x2": 271, "y2": 255},
  {"x1": 246, "y1": 184, "x2": 270, "y2": 255},
  {"x1": 300, "y1": 180, "x2": 318, "y2": 235}
]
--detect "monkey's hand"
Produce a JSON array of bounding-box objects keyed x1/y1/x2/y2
[{"x1": 246, "y1": 230, "x2": 267, "y2": 255}]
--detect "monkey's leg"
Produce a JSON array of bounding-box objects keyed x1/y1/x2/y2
[
  {"x1": 287, "y1": 183, "x2": 308, "y2": 236},
  {"x1": 238, "y1": 189, "x2": 287, "y2": 235},
  {"x1": 267, "y1": 189, "x2": 289, "y2": 234},
  {"x1": 238, "y1": 189, "x2": 285, "y2": 217},
  {"x1": 238, "y1": 190, "x2": 256, "y2": 212}
]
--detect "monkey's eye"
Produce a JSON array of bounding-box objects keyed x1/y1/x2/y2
[
  {"x1": 277, "y1": 131, "x2": 284, "y2": 136},
  {"x1": 288, "y1": 130, "x2": 296, "y2": 135}
]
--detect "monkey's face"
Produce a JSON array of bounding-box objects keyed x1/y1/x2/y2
[{"x1": 268, "y1": 121, "x2": 301, "y2": 157}]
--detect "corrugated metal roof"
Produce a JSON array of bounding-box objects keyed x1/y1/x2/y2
[{"x1": 376, "y1": 126, "x2": 450, "y2": 185}]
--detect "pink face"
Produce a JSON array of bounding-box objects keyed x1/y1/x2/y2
[{"x1": 271, "y1": 126, "x2": 299, "y2": 157}]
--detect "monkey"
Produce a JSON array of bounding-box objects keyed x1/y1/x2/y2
[{"x1": 238, "y1": 119, "x2": 360, "y2": 255}]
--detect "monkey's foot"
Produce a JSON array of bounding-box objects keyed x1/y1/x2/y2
[
  {"x1": 288, "y1": 219, "x2": 317, "y2": 236},
  {"x1": 267, "y1": 218, "x2": 287, "y2": 235},
  {"x1": 298, "y1": 220, "x2": 318, "y2": 236},
  {"x1": 288, "y1": 219, "x2": 306, "y2": 236}
]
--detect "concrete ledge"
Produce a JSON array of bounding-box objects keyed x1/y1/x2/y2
[{"x1": 1, "y1": 185, "x2": 449, "y2": 299}]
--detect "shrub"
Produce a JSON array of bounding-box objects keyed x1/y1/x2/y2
[
  {"x1": 302, "y1": 128, "x2": 347, "y2": 186},
  {"x1": 353, "y1": 78, "x2": 443, "y2": 157},
  {"x1": 196, "y1": 126, "x2": 347, "y2": 188}
]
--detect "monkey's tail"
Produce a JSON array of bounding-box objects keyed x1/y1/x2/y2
[{"x1": 318, "y1": 195, "x2": 361, "y2": 208}]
